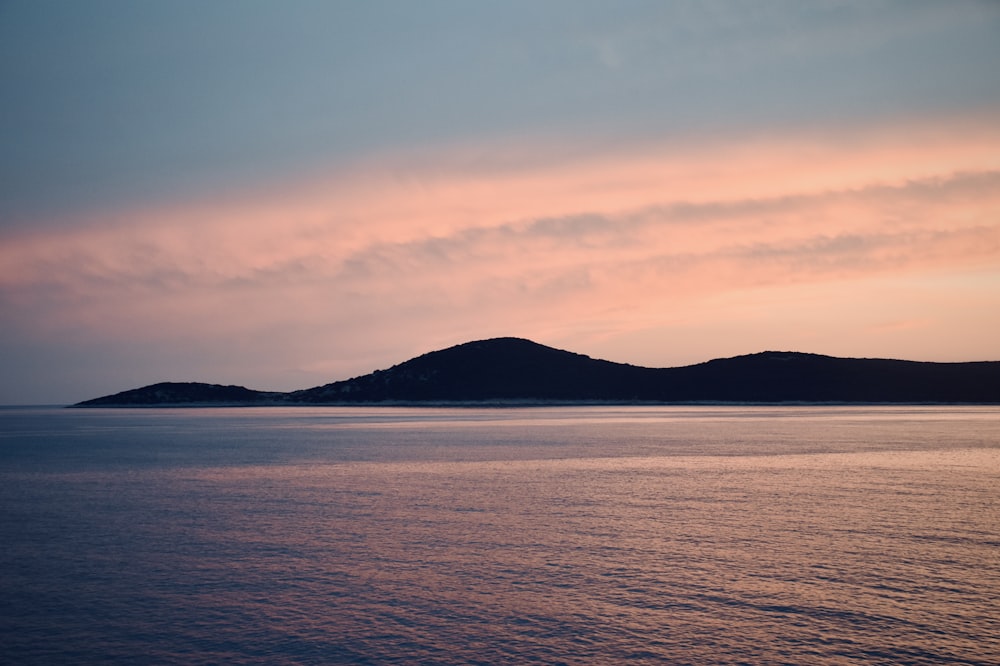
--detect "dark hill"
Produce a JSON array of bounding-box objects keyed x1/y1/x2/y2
[
  {"x1": 73, "y1": 338, "x2": 1000, "y2": 406},
  {"x1": 664, "y1": 351, "x2": 1000, "y2": 403},
  {"x1": 74, "y1": 382, "x2": 278, "y2": 407},
  {"x1": 287, "y1": 339, "x2": 1000, "y2": 404},
  {"x1": 286, "y1": 337, "x2": 655, "y2": 403}
]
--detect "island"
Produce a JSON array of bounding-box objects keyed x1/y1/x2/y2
[{"x1": 73, "y1": 337, "x2": 1000, "y2": 406}]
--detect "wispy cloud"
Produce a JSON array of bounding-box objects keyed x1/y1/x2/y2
[{"x1": 2, "y1": 115, "x2": 999, "y2": 397}]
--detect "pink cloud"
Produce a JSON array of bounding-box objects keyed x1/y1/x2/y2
[{"x1": 2, "y1": 114, "x2": 999, "y2": 384}]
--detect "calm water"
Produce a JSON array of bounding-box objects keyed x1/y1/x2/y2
[{"x1": 1, "y1": 406, "x2": 998, "y2": 664}]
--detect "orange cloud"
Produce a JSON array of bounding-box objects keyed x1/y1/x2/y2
[{"x1": 2, "y1": 114, "x2": 999, "y2": 380}]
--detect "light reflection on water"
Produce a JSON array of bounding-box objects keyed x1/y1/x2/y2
[{"x1": 2, "y1": 406, "x2": 999, "y2": 664}]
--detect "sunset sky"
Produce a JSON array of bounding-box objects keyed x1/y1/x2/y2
[{"x1": 2, "y1": 1, "x2": 999, "y2": 404}]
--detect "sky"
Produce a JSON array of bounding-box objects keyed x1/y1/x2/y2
[{"x1": 2, "y1": 1, "x2": 999, "y2": 404}]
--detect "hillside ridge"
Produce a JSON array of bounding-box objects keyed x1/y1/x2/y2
[{"x1": 73, "y1": 337, "x2": 1000, "y2": 406}]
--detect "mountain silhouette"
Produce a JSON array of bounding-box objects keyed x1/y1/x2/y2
[
  {"x1": 74, "y1": 337, "x2": 1000, "y2": 406},
  {"x1": 73, "y1": 381, "x2": 282, "y2": 406}
]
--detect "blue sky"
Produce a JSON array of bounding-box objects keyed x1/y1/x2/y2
[{"x1": 2, "y1": 1, "x2": 999, "y2": 403}]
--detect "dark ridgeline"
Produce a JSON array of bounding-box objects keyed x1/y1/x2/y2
[
  {"x1": 287, "y1": 338, "x2": 648, "y2": 403},
  {"x1": 73, "y1": 337, "x2": 1000, "y2": 406},
  {"x1": 73, "y1": 382, "x2": 282, "y2": 406}
]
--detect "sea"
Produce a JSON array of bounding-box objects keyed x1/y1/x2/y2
[{"x1": 1, "y1": 405, "x2": 998, "y2": 665}]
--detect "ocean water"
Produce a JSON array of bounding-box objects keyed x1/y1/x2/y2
[{"x1": 1, "y1": 406, "x2": 998, "y2": 665}]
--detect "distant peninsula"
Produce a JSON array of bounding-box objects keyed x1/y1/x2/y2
[{"x1": 73, "y1": 337, "x2": 1000, "y2": 407}]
